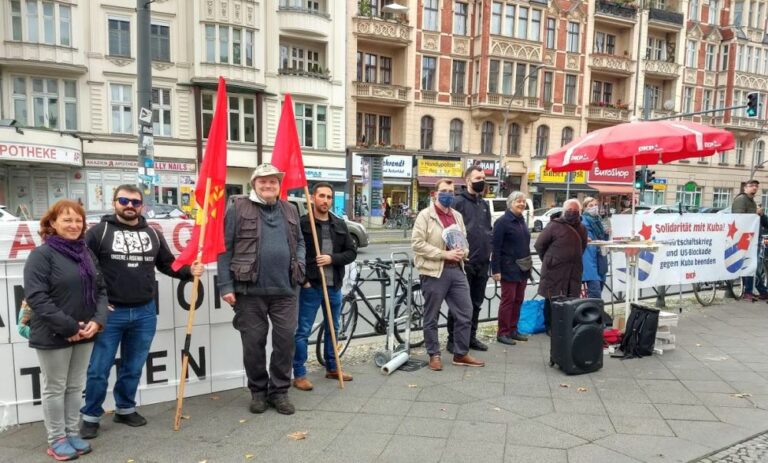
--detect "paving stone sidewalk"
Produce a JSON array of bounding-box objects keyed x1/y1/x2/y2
[{"x1": 2, "y1": 301, "x2": 768, "y2": 463}]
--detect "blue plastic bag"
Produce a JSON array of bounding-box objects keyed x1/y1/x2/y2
[{"x1": 518, "y1": 299, "x2": 545, "y2": 335}]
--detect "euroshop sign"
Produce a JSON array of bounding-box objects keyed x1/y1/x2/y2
[{"x1": 587, "y1": 165, "x2": 633, "y2": 184}]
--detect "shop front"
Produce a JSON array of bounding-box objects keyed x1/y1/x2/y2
[
  {"x1": 0, "y1": 129, "x2": 83, "y2": 219},
  {"x1": 586, "y1": 165, "x2": 634, "y2": 215},
  {"x1": 305, "y1": 167, "x2": 348, "y2": 217},
  {"x1": 465, "y1": 159, "x2": 499, "y2": 196},
  {"x1": 415, "y1": 158, "x2": 464, "y2": 210},
  {"x1": 529, "y1": 166, "x2": 593, "y2": 208},
  {"x1": 352, "y1": 154, "x2": 413, "y2": 219}
]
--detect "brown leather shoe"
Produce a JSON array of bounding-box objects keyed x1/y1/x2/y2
[
  {"x1": 292, "y1": 377, "x2": 314, "y2": 391},
  {"x1": 325, "y1": 370, "x2": 353, "y2": 381},
  {"x1": 428, "y1": 354, "x2": 443, "y2": 371},
  {"x1": 452, "y1": 354, "x2": 485, "y2": 367}
]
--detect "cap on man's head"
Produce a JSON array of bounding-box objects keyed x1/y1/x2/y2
[
  {"x1": 250, "y1": 163, "x2": 285, "y2": 183},
  {"x1": 747, "y1": 179, "x2": 760, "y2": 186}
]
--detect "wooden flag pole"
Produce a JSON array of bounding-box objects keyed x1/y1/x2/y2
[
  {"x1": 173, "y1": 177, "x2": 212, "y2": 430},
  {"x1": 303, "y1": 185, "x2": 344, "y2": 389}
]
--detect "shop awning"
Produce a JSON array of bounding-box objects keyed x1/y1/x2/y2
[
  {"x1": 417, "y1": 176, "x2": 465, "y2": 186},
  {"x1": 588, "y1": 184, "x2": 634, "y2": 194},
  {"x1": 531, "y1": 183, "x2": 597, "y2": 193}
]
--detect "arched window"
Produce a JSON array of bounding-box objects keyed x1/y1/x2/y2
[
  {"x1": 536, "y1": 125, "x2": 550, "y2": 158},
  {"x1": 481, "y1": 121, "x2": 495, "y2": 154},
  {"x1": 449, "y1": 119, "x2": 463, "y2": 152},
  {"x1": 755, "y1": 140, "x2": 765, "y2": 166},
  {"x1": 420, "y1": 116, "x2": 434, "y2": 149},
  {"x1": 507, "y1": 123, "x2": 520, "y2": 155},
  {"x1": 561, "y1": 127, "x2": 574, "y2": 147}
]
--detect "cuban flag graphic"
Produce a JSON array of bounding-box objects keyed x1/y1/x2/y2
[
  {"x1": 724, "y1": 221, "x2": 752, "y2": 274},
  {"x1": 616, "y1": 222, "x2": 655, "y2": 283}
]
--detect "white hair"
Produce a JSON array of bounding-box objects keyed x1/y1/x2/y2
[
  {"x1": 563, "y1": 198, "x2": 581, "y2": 211},
  {"x1": 506, "y1": 191, "x2": 526, "y2": 210}
]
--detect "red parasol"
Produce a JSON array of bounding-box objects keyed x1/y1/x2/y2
[{"x1": 546, "y1": 120, "x2": 735, "y2": 172}]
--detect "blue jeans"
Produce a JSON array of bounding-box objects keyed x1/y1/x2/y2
[
  {"x1": 293, "y1": 286, "x2": 342, "y2": 378},
  {"x1": 745, "y1": 244, "x2": 768, "y2": 295},
  {"x1": 585, "y1": 280, "x2": 604, "y2": 299},
  {"x1": 80, "y1": 301, "x2": 157, "y2": 421}
]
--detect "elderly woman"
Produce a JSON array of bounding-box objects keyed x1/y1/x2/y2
[
  {"x1": 491, "y1": 192, "x2": 532, "y2": 345},
  {"x1": 534, "y1": 198, "x2": 588, "y2": 335},
  {"x1": 24, "y1": 199, "x2": 108, "y2": 461},
  {"x1": 581, "y1": 197, "x2": 609, "y2": 299}
]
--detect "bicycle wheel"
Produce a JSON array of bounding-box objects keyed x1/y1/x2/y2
[
  {"x1": 726, "y1": 278, "x2": 744, "y2": 299},
  {"x1": 393, "y1": 283, "x2": 425, "y2": 348},
  {"x1": 693, "y1": 281, "x2": 717, "y2": 306},
  {"x1": 315, "y1": 298, "x2": 359, "y2": 366}
]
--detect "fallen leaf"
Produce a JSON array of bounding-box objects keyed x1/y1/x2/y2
[
  {"x1": 288, "y1": 431, "x2": 308, "y2": 440},
  {"x1": 245, "y1": 455, "x2": 255, "y2": 460},
  {"x1": 181, "y1": 415, "x2": 190, "y2": 420},
  {"x1": 407, "y1": 384, "x2": 418, "y2": 388},
  {"x1": 559, "y1": 383, "x2": 570, "y2": 388},
  {"x1": 198, "y1": 460, "x2": 207, "y2": 463},
  {"x1": 493, "y1": 407, "x2": 502, "y2": 411},
  {"x1": 127, "y1": 460, "x2": 135, "y2": 463},
  {"x1": 696, "y1": 344, "x2": 702, "y2": 347},
  {"x1": 210, "y1": 395, "x2": 220, "y2": 401},
  {"x1": 440, "y1": 408, "x2": 447, "y2": 411},
  {"x1": 577, "y1": 387, "x2": 588, "y2": 393},
  {"x1": 733, "y1": 393, "x2": 752, "y2": 399},
  {"x1": 239, "y1": 419, "x2": 247, "y2": 423}
]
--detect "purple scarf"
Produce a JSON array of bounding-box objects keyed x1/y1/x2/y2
[{"x1": 45, "y1": 235, "x2": 97, "y2": 307}]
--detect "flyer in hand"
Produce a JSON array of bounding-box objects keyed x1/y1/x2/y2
[{"x1": 442, "y1": 224, "x2": 468, "y2": 250}]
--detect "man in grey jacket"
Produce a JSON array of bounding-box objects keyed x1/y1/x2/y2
[
  {"x1": 732, "y1": 179, "x2": 768, "y2": 301},
  {"x1": 218, "y1": 164, "x2": 306, "y2": 415}
]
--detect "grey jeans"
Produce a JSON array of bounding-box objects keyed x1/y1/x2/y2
[
  {"x1": 36, "y1": 343, "x2": 93, "y2": 444},
  {"x1": 421, "y1": 266, "x2": 473, "y2": 356}
]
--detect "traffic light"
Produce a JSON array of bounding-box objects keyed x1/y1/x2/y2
[
  {"x1": 645, "y1": 169, "x2": 656, "y2": 186},
  {"x1": 747, "y1": 92, "x2": 760, "y2": 118},
  {"x1": 634, "y1": 169, "x2": 645, "y2": 190}
]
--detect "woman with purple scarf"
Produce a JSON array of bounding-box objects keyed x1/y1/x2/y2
[{"x1": 24, "y1": 199, "x2": 108, "y2": 461}]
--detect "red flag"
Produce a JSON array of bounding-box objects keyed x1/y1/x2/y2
[
  {"x1": 172, "y1": 77, "x2": 228, "y2": 271},
  {"x1": 271, "y1": 94, "x2": 307, "y2": 199}
]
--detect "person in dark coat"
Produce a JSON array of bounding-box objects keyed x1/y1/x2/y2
[
  {"x1": 581, "y1": 197, "x2": 609, "y2": 299},
  {"x1": 534, "y1": 198, "x2": 588, "y2": 334},
  {"x1": 24, "y1": 199, "x2": 108, "y2": 461},
  {"x1": 491, "y1": 191, "x2": 532, "y2": 345}
]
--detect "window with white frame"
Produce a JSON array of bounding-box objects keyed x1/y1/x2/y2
[
  {"x1": 280, "y1": 43, "x2": 322, "y2": 73},
  {"x1": 709, "y1": 0, "x2": 719, "y2": 24},
  {"x1": 452, "y1": 60, "x2": 466, "y2": 94},
  {"x1": 545, "y1": 17, "x2": 555, "y2": 49},
  {"x1": 517, "y1": 6, "x2": 528, "y2": 40},
  {"x1": 721, "y1": 44, "x2": 730, "y2": 71},
  {"x1": 108, "y1": 18, "x2": 131, "y2": 57},
  {"x1": 675, "y1": 185, "x2": 702, "y2": 207},
  {"x1": 703, "y1": 89, "x2": 713, "y2": 111},
  {"x1": 596, "y1": 32, "x2": 617, "y2": 54},
  {"x1": 12, "y1": 76, "x2": 77, "y2": 130},
  {"x1": 564, "y1": 74, "x2": 577, "y2": 105},
  {"x1": 488, "y1": 61, "x2": 538, "y2": 96},
  {"x1": 719, "y1": 150, "x2": 728, "y2": 164},
  {"x1": 491, "y1": 4, "x2": 545, "y2": 41},
  {"x1": 561, "y1": 127, "x2": 574, "y2": 147},
  {"x1": 295, "y1": 102, "x2": 326, "y2": 149},
  {"x1": 423, "y1": 0, "x2": 438, "y2": 31},
  {"x1": 535, "y1": 125, "x2": 549, "y2": 158},
  {"x1": 201, "y1": 93, "x2": 256, "y2": 143},
  {"x1": 566, "y1": 22, "x2": 579, "y2": 53},
  {"x1": 646, "y1": 37, "x2": 666, "y2": 60},
  {"x1": 686, "y1": 40, "x2": 697, "y2": 67},
  {"x1": 491, "y1": 2, "x2": 502, "y2": 34},
  {"x1": 421, "y1": 56, "x2": 436, "y2": 90},
  {"x1": 481, "y1": 121, "x2": 494, "y2": 154},
  {"x1": 357, "y1": 52, "x2": 393, "y2": 84},
  {"x1": 10, "y1": 0, "x2": 72, "y2": 46},
  {"x1": 591, "y1": 81, "x2": 613, "y2": 104},
  {"x1": 543, "y1": 71, "x2": 553, "y2": 103},
  {"x1": 150, "y1": 23, "x2": 170, "y2": 62},
  {"x1": 713, "y1": 188, "x2": 732, "y2": 208},
  {"x1": 110, "y1": 83, "x2": 132, "y2": 134},
  {"x1": 764, "y1": 49, "x2": 768, "y2": 74},
  {"x1": 755, "y1": 140, "x2": 765, "y2": 166},
  {"x1": 355, "y1": 112, "x2": 389, "y2": 146},
  {"x1": 746, "y1": 46, "x2": 753, "y2": 73},
  {"x1": 378, "y1": 115, "x2": 391, "y2": 145},
  {"x1": 151, "y1": 88, "x2": 171, "y2": 137},
  {"x1": 488, "y1": 60, "x2": 500, "y2": 93},
  {"x1": 531, "y1": 9, "x2": 541, "y2": 41},
  {"x1": 504, "y1": 4, "x2": 515, "y2": 36},
  {"x1": 206, "y1": 24, "x2": 256, "y2": 67},
  {"x1": 646, "y1": 84, "x2": 661, "y2": 109},
  {"x1": 736, "y1": 44, "x2": 744, "y2": 71},
  {"x1": 761, "y1": 189, "x2": 768, "y2": 209},
  {"x1": 689, "y1": 0, "x2": 698, "y2": 20},
  {"x1": 449, "y1": 119, "x2": 463, "y2": 152},
  {"x1": 420, "y1": 116, "x2": 434, "y2": 150},
  {"x1": 453, "y1": 2, "x2": 468, "y2": 35},
  {"x1": 683, "y1": 86, "x2": 694, "y2": 113},
  {"x1": 736, "y1": 139, "x2": 745, "y2": 165}
]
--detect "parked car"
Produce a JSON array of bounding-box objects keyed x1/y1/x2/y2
[
  {"x1": 485, "y1": 197, "x2": 534, "y2": 228},
  {"x1": 148, "y1": 204, "x2": 189, "y2": 219},
  {"x1": 285, "y1": 197, "x2": 369, "y2": 249},
  {"x1": 620, "y1": 205, "x2": 681, "y2": 214},
  {"x1": 690, "y1": 206, "x2": 723, "y2": 213},
  {"x1": 531, "y1": 207, "x2": 562, "y2": 232},
  {"x1": 0, "y1": 205, "x2": 19, "y2": 221}
]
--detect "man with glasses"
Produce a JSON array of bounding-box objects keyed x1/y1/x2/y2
[
  {"x1": 732, "y1": 179, "x2": 768, "y2": 301},
  {"x1": 80, "y1": 184, "x2": 203, "y2": 438}
]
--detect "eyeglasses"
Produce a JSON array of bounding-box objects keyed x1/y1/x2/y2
[{"x1": 116, "y1": 197, "x2": 143, "y2": 207}]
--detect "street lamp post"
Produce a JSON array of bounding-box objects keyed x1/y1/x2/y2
[{"x1": 497, "y1": 64, "x2": 544, "y2": 198}]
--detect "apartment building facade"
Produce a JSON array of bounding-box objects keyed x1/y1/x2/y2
[{"x1": 0, "y1": 0, "x2": 347, "y2": 219}]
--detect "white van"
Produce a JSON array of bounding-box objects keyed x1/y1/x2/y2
[{"x1": 485, "y1": 197, "x2": 534, "y2": 228}]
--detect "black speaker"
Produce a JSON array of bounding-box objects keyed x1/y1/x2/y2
[{"x1": 549, "y1": 297, "x2": 604, "y2": 375}]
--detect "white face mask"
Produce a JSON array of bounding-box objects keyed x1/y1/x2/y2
[{"x1": 586, "y1": 205, "x2": 599, "y2": 215}]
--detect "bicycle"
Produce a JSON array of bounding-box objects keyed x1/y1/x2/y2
[
  {"x1": 691, "y1": 235, "x2": 757, "y2": 306},
  {"x1": 315, "y1": 258, "x2": 424, "y2": 365}
]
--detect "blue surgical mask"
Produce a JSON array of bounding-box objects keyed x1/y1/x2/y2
[{"x1": 437, "y1": 192, "x2": 455, "y2": 208}]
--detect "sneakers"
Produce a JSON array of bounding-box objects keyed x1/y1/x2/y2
[
  {"x1": 79, "y1": 421, "x2": 99, "y2": 440},
  {"x1": 496, "y1": 335, "x2": 517, "y2": 346},
  {"x1": 325, "y1": 370, "x2": 353, "y2": 381},
  {"x1": 469, "y1": 338, "x2": 489, "y2": 351},
  {"x1": 250, "y1": 395, "x2": 267, "y2": 414},
  {"x1": 452, "y1": 354, "x2": 485, "y2": 367},
  {"x1": 428, "y1": 354, "x2": 443, "y2": 371},
  {"x1": 292, "y1": 377, "x2": 314, "y2": 391},
  {"x1": 67, "y1": 436, "x2": 91, "y2": 456},
  {"x1": 47, "y1": 437, "x2": 78, "y2": 461},
  {"x1": 267, "y1": 395, "x2": 296, "y2": 415},
  {"x1": 112, "y1": 411, "x2": 147, "y2": 427},
  {"x1": 510, "y1": 331, "x2": 529, "y2": 342}
]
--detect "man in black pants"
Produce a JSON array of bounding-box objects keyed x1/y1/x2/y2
[{"x1": 448, "y1": 166, "x2": 491, "y2": 353}]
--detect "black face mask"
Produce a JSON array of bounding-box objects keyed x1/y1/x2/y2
[{"x1": 471, "y1": 180, "x2": 486, "y2": 193}]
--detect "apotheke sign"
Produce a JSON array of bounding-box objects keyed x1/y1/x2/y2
[
  {"x1": 85, "y1": 159, "x2": 195, "y2": 172},
  {"x1": 0, "y1": 142, "x2": 81, "y2": 166}
]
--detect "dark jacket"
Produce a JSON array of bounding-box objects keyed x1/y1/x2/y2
[
  {"x1": 86, "y1": 215, "x2": 192, "y2": 307},
  {"x1": 453, "y1": 190, "x2": 492, "y2": 267},
  {"x1": 491, "y1": 210, "x2": 531, "y2": 282},
  {"x1": 534, "y1": 218, "x2": 588, "y2": 298},
  {"x1": 301, "y1": 213, "x2": 357, "y2": 291},
  {"x1": 24, "y1": 244, "x2": 109, "y2": 349},
  {"x1": 732, "y1": 193, "x2": 768, "y2": 231}
]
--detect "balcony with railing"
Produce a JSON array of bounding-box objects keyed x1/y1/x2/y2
[
  {"x1": 353, "y1": 82, "x2": 409, "y2": 106},
  {"x1": 278, "y1": 67, "x2": 332, "y2": 96},
  {"x1": 587, "y1": 104, "x2": 630, "y2": 122},
  {"x1": 420, "y1": 90, "x2": 437, "y2": 104},
  {"x1": 648, "y1": 6, "x2": 684, "y2": 26},
  {"x1": 353, "y1": 13, "x2": 412, "y2": 46},
  {"x1": 595, "y1": 1, "x2": 638, "y2": 22},
  {"x1": 644, "y1": 59, "x2": 682, "y2": 78},
  {"x1": 451, "y1": 93, "x2": 468, "y2": 107},
  {"x1": 589, "y1": 54, "x2": 635, "y2": 74},
  {"x1": 278, "y1": 4, "x2": 332, "y2": 38}
]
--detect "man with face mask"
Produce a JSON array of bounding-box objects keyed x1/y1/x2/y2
[
  {"x1": 412, "y1": 179, "x2": 485, "y2": 371},
  {"x1": 534, "y1": 198, "x2": 588, "y2": 335},
  {"x1": 447, "y1": 166, "x2": 493, "y2": 353}
]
